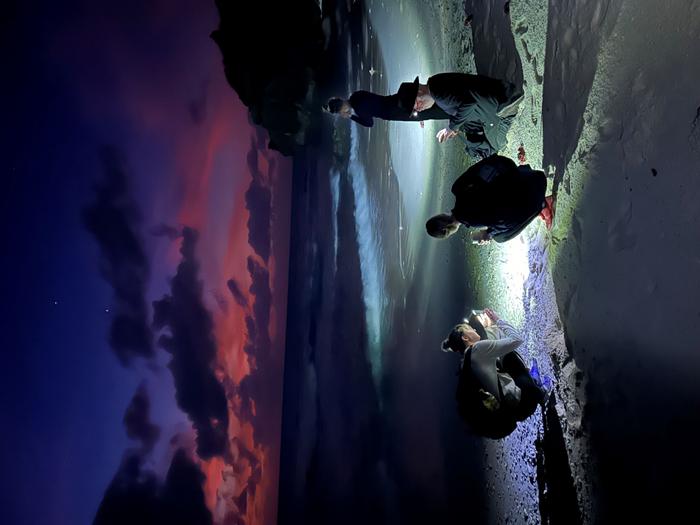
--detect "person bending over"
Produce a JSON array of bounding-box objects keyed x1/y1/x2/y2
[
  {"x1": 426, "y1": 155, "x2": 555, "y2": 244},
  {"x1": 409, "y1": 72, "x2": 524, "y2": 159}
]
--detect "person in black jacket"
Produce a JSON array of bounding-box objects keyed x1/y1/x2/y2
[
  {"x1": 409, "y1": 72, "x2": 524, "y2": 159},
  {"x1": 324, "y1": 80, "x2": 450, "y2": 127},
  {"x1": 426, "y1": 155, "x2": 555, "y2": 244}
]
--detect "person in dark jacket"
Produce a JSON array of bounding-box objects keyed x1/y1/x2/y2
[
  {"x1": 442, "y1": 308, "x2": 550, "y2": 438},
  {"x1": 405, "y1": 73, "x2": 524, "y2": 158},
  {"x1": 425, "y1": 155, "x2": 555, "y2": 244},
  {"x1": 324, "y1": 80, "x2": 450, "y2": 127}
]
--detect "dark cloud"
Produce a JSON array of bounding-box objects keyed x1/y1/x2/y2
[
  {"x1": 244, "y1": 316, "x2": 257, "y2": 345},
  {"x1": 246, "y1": 136, "x2": 260, "y2": 174},
  {"x1": 226, "y1": 278, "x2": 248, "y2": 308},
  {"x1": 82, "y1": 146, "x2": 153, "y2": 365},
  {"x1": 245, "y1": 137, "x2": 271, "y2": 262},
  {"x1": 246, "y1": 257, "x2": 271, "y2": 350},
  {"x1": 245, "y1": 178, "x2": 271, "y2": 262},
  {"x1": 93, "y1": 449, "x2": 212, "y2": 525},
  {"x1": 235, "y1": 255, "x2": 279, "y2": 447},
  {"x1": 123, "y1": 384, "x2": 160, "y2": 453},
  {"x1": 150, "y1": 223, "x2": 182, "y2": 240},
  {"x1": 152, "y1": 227, "x2": 229, "y2": 459}
]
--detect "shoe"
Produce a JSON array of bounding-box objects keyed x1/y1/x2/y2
[
  {"x1": 529, "y1": 359, "x2": 552, "y2": 388},
  {"x1": 529, "y1": 358, "x2": 542, "y2": 383},
  {"x1": 497, "y1": 93, "x2": 524, "y2": 118},
  {"x1": 541, "y1": 375, "x2": 553, "y2": 393},
  {"x1": 539, "y1": 195, "x2": 555, "y2": 230},
  {"x1": 529, "y1": 358, "x2": 553, "y2": 398}
]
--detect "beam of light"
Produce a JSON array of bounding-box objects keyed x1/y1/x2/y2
[
  {"x1": 349, "y1": 123, "x2": 387, "y2": 387},
  {"x1": 490, "y1": 235, "x2": 530, "y2": 324},
  {"x1": 367, "y1": 1, "x2": 437, "y2": 243},
  {"x1": 387, "y1": 120, "x2": 434, "y2": 225}
]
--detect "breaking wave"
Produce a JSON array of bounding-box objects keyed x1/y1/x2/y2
[{"x1": 348, "y1": 123, "x2": 386, "y2": 386}]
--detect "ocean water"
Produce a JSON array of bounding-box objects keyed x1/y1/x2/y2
[{"x1": 347, "y1": 122, "x2": 387, "y2": 385}]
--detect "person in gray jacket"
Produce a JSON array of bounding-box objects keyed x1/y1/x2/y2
[{"x1": 442, "y1": 308, "x2": 550, "y2": 438}]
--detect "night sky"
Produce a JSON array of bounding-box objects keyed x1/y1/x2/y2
[{"x1": 2, "y1": 1, "x2": 290, "y2": 524}]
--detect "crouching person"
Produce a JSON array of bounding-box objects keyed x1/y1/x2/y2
[
  {"x1": 426, "y1": 155, "x2": 555, "y2": 244},
  {"x1": 442, "y1": 308, "x2": 550, "y2": 439}
]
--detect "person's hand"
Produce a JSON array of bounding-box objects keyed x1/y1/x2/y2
[
  {"x1": 484, "y1": 308, "x2": 500, "y2": 323},
  {"x1": 477, "y1": 312, "x2": 493, "y2": 328},
  {"x1": 470, "y1": 229, "x2": 492, "y2": 245},
  {"x1": 436, "y1": 128, "x2": 458, "y2": 143}
]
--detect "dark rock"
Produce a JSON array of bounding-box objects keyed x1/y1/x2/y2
[
  {"x1": 211, "y1": 1, "x2": 326, "y2": 155},
  {"x1": 536, "y1": 396, "x2": 582, "y2": 525}
]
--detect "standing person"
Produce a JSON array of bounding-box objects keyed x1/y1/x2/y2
[
  {"x1": 425, "y1": 155, "x2": 555, "y2": 244},
  {"x1": 404, "y1": 73, "x2": 524, "y2": 159},
  {"x1": 442, "y1": 309, "x2": 550, "y2": 438},
  {"x1": 324, "y1": 80, "x2": 449, "y2": 128}
]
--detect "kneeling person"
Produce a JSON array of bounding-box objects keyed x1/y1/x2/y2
[{"x1": 442, "y1": 308, "x2": 549, "y2": 438}]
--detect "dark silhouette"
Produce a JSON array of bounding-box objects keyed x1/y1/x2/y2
[{"x1": 426, "y1": 155, "x2": 554, "y2": 244}]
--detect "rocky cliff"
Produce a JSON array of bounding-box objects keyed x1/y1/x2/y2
[{"x1": 211, "y1": 0, "x2": 327, "y2": 155}]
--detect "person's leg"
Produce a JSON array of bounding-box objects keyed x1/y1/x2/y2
[
  {"x1": 493, "y1": 114, "x2": 515, "y2": 153},
  {"x1": 496, "y1": 93, "x2": 524, "y2": 118},
  {"x1": 510, "y1": 369, "x2": 545, "y2": 421},
  {"x1": 538, "y1": 195, "x2": 554, "y2": 229}
]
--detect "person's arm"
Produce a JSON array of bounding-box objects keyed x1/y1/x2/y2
[
  {"x1": 351, "y1": 114, "x2": 374, "y2": 127},
  {"x1": 483, "y1": 337, "x2": 523, "y2": 361},
  {"x1": 427, "y1": 73, "x2": 480, "y2": 136},
  {"x1": 470, "y1": 228, "x2": 493, "y2": 245},
  {"x1": 495, "y1": 320, "x2": 522, "y2": 341},
  {"x1": 484, "y1": 309, "x2": 523, "y2": 341},
  {"x1": 488, "y1": 221, "x2": 531, "y2": 243},
  {"x1": 448, "y1": 102, "x2": 479, "y2": 132}
]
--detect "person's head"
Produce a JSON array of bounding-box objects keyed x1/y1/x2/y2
[
  {"x1": 441, "y1": 323, "x2": 482, "y2": 353},
  {"x1": 426, "y1": 214, "x2": 460, "y2": 239},
  {"x1": 324, "y1": 97, "x2": 352, "y2": 118},
  {"x1": 413, "y1": 83, "x2": 435, "y2": 112}
]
